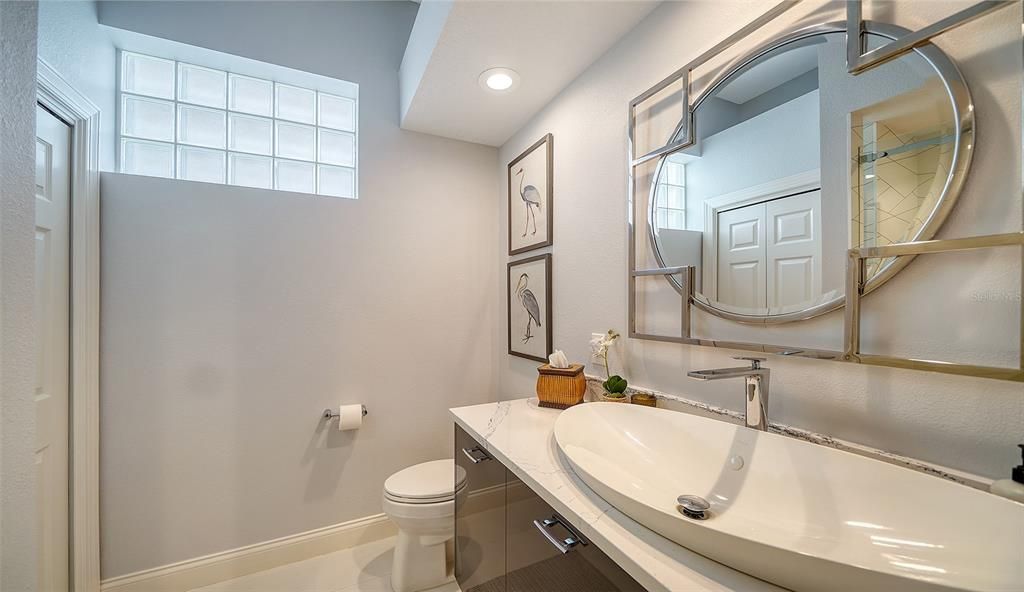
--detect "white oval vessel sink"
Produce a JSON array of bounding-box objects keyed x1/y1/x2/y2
[{"x1": 554, "y1": 403, "x2": 1024, "y2": 592}]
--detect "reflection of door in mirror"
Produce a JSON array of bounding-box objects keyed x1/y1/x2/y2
[
  {"x1": 716, "y1": 203, "x2": 765, "y2": 309},
  {"x1": 766, "y1": 191, "x2": 822, "y2": 310},
  {"x1": 715, "y1": 190, "x2": 821, "y2": 311}
]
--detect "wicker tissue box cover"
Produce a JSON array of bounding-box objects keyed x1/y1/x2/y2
[{"x1": 536, "y1": 363, "x2": 586, "y2": 409}]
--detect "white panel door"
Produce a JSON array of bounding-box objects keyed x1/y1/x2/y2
[
  {"x1": 766, "y1": 190, "x2": 822, "y2": 309},
  {"x1": 35, "y1": 104, "x2": 71, "y2": 591},
  {"x1": 717, "y1": 203, "x2": 767, "y2": 309}
]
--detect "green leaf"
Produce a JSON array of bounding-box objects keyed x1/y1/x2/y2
[{"x1": 603, "y1": 375, "x2": 628, "y2": 394}]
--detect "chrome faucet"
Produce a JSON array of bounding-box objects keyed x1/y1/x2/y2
[{"x1": 687, "y1": 357, "x2": 770, "y2": 431}]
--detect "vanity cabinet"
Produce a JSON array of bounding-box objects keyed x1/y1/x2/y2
[
  {"x1": 455, "y1": 424, "x2": 507, "y2": 590},
  {"x1": 455, "y1": 425, "x2": 645, "y2": 592}
]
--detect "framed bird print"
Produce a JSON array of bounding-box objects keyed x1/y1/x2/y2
[
  {"x1": 507, "y1": 253, "x2": 552, "y2": 362},
  {"x1": 508, "y1": 133, "x2": 553, "y2": 255}
]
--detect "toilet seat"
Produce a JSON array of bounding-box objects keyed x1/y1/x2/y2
[{"x1": 384, "y1": 459, "x2": 467, "y2": 504}]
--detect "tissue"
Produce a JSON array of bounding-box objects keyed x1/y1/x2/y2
[
  {"x1": 336, "y1": 404, "x2": 363, "y2": 431},
  {"x1": 548, "y1": 350, "x2": 570, "y2": 368}
]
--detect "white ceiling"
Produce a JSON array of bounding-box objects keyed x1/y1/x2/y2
[
  {"x1": 715, "y1": 44, "x2": 820, "y2": 105},
  {"x1": 399, "y1": 1, "x2": 660, "y2": 147}
]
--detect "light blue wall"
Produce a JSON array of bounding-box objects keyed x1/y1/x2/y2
[
  {"x1": 83, "y1": 1, "x2": 500, "y2": 579},
  {"x1": 685, "y1": 90, "x2": 821, "y2": 229},
  {"x1": 37, "y1": 0, "x2": 117, "y2": 171}
]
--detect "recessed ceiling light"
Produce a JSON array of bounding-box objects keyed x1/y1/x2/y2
[
  {"x1": 479, "y1": 67, "x2": 520, "y2": 92},
  {"x1": 488, "y1": 73, "x2": 514, "y2": 90}
]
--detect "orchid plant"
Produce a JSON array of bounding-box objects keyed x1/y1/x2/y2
[{"x1": 590, "y1": 329, "x2": 627, "y2": 397}]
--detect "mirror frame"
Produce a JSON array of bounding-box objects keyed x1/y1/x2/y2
[{"x1": 646, "y1": 20, "x2": 974, "y2": 324}]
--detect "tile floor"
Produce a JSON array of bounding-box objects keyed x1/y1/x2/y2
[{"x1": 189, "y1": 537, "x2": 461, "y2": 592}]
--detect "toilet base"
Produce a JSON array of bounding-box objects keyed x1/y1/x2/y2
[
  {"x1": 390, "y1": 529, "x2": 453, "y2": 592},
  {"x1": 381, "y1": 460, "x2": 465, "y2": 592}
]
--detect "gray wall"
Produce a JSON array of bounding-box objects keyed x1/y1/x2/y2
[
  {"x1": 93, "y1": 1, "x2": 499, "y2": 578},
  {"x1": 496, "y1": 0, "x2": 1023, "y2": 480},
  {"x1": 97, "y1": 1, "x2": 416, "y2": 99},
  {"x1": 0, "y1": 2, "x2": 39, "y2": 590},
  {"x1": 737, "y1": 68, "x2": 819, "y2": 122}
]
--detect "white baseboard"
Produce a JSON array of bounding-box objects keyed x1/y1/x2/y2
[{"x1": 100, "y1": 514, "x2": 397, "y2": 592}]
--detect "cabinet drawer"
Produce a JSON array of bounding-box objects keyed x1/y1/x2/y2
[
  {"x1": 506, "y1": 471, "x2": 645, "y2": 592},
  {"x1": 455, "y1": 425, "x2": 644, "y2": 592}
]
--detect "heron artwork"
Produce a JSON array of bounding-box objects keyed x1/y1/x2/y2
[
  {"x1": 515, "y1": 166, "x2": 541, "y2": 237},
  {"x1": 514, "y1": 273, "x2": 541, "y2": 343}
]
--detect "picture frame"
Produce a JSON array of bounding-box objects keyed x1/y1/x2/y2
[
  {"x1": 508, "y1": 133, "x2": 553, "y2": 255},
  {"x1": 507, "y1": 253, "x2": 552, "y2": 362}
]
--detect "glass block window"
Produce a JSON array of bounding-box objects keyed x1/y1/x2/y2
[
  {"x1": 655, "y1": 158, "x2": 686, "y2": 230},
  {"x1": 118, "y1": 51, "x2": 358, "y2": 198}
]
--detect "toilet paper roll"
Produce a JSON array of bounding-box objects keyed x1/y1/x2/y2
[{"x1": 337, "y1": 404, "x2": 363, "y2": 431}]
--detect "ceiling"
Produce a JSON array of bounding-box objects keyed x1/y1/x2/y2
[
  {"x1": 715, "y1": 44, "x2": 821, "y2": 105},
  {"x1": 399, "y1": 1, "x2": 660, "y2": 147}
]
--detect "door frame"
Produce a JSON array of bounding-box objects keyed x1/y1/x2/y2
[
  {"x1": 701, "y1": 169, "x2": 820, "y2": 301},
  {"x1": 37, "y1": 58, "x2": 101, "y2": 592}
]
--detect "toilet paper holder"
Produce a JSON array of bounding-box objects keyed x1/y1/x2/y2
[{"x1": 322, "y1": 405, "x2": 368, "y2": 421}]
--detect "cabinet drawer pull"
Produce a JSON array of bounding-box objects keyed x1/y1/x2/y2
[
  {"x1": 533, "y1": 515, "x2": 587, "y2": 554},
  {"x1": 461, "y1": 446, "x2": 492, "y2": 464}
]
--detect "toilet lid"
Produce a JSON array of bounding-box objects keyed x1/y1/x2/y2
[{"x1": 384, "y1": 459, "x2": 467, "y2": 502}]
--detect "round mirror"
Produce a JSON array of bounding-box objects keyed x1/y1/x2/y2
[{"x1": 649, "y1": 22, "x2": 972, "y2": 323}]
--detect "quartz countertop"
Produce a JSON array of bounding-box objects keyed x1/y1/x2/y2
[{"x1": 450, "y1": 398, "x2": 784, "y2": 592}]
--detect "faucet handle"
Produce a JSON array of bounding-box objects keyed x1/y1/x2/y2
[{"x1": 733, "y1": 356, "x2": 766, "y2": 369}]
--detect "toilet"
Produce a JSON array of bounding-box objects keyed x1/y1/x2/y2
[{"x1": 382, "y1": 459, "x2": 467, "y2": 592}]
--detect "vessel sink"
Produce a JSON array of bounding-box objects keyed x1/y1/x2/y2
[{"x1": 554, "y1": 402, "x2": 1024, "y2": 592}]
